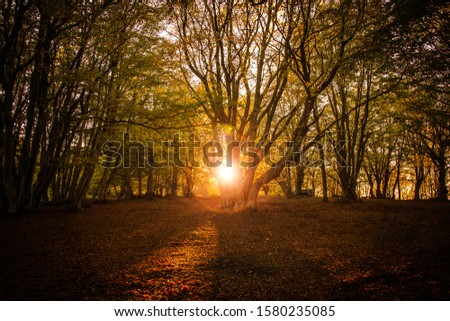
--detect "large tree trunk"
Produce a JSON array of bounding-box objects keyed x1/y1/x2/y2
[
  {"x1": 247, "y1": 96, "x2": 316, "y2": 209},
  {"x1": 216, "y1": 132, "x2": 246, "y2": 209},
  {"x1": 242, "y1": 166, "x2": 257, "y2": 202},
  {"x1": 375, "y1": 177, "x2": 382, "y2": 198},
  {"x1": 339, "y1": 170, "x2": 351, "y2": 201},
  {"x1": 337, "y1": 162, "x2": 358, "y2": 202},
  {"x1": 184, "y1": 165, "x2": 194, "y2": 197},
  {"x1": 295, "y1": 165, "x2": 305, "y2": 196},
  {"x1": 286, "y1": 166, "x2": 292, "y2": 197}
]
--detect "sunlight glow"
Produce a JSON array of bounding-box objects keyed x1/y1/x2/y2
[{"x1": 218, "y1": 166, "x2": 235, "y2": 183}]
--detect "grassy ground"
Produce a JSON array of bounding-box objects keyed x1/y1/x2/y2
[{"x1": 0, "y1": 196, "x2": 449, "y2": 300}]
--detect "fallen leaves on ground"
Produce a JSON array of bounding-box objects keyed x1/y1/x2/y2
[{"x1": 0, "y1": 197, "x2": 449, "y2": 300}]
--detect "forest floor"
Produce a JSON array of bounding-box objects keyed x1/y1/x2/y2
[{"x1": 0, "y1": 196, "x2": 449, "y2": 300}]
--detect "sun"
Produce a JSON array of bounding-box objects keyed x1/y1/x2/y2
[{"x1": 218, "y1": 166, "x2": 235, "y2": 183}]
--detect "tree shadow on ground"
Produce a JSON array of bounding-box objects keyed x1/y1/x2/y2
[
  {"x1": 1, "y1": 197, "x2": 449, "y2": 300},
  {"x1": 0, "y1": 198, "x2": 212, "y2": 300},
  {"x1": 201, "y1": 197, "x2": 450, "y2": 300},
  {"x1": 204, "y1": 209, "x2": 339, "y2": 300}
]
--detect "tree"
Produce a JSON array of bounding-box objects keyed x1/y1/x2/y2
[
  {"x1": 173, "y1": 0, "x2": 295, "y2": 208},
  {"x1": 326, "y1": 57, "x2": 397, "y2": 201},
  {"x1": 247, "y1": 0, "x2": 382, "y2": 208},
  {"x1": 386, "y1": 0, "x2": 450, "y2": 200},
  {"x1": 0, "y1": 1, "x2": 170, "y2": 212}
]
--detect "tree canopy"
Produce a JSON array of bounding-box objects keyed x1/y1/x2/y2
[{"x1": 1, "y1": 0, "x2": 449, "y2": 213}]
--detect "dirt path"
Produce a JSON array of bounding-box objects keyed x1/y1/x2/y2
[{"x1": 1, "y1": 197, "x2": 449, "y2": 300}]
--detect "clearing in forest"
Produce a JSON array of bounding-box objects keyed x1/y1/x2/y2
[{"x1": 0, "y1": 197, "x2": 449, "y2": 300}]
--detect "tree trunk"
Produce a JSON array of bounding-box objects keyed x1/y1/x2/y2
[
  {"x1": 67, "y1": 164, "x2": 95, "y2": 211},
  {"x1": 184, "y1": 165, "x2": 194, "y2": 197},
  {"x1": 382, "y1": 169, "x2": 390, "y2": 198},
  {"x1": 95, "y1": 168, "x2": 116, "y2": 201},
  {"x1": 319, "y1": 147, "x2": 328, "y2": 202},
  {"x1": 286, "y1": 166, "x2": 292, "y2": 197},
  {"x1": 366, "y1": 170, "x2": 375, "y2": 198},
  {"x1": 242, "y1": 166, "x2": 257, "y2": 204},
  {"x1": 295, "y1": 165, "x2": 305, "y2": 196},
  {"x1": 396, "y1": 164, "x2": 402, "y2": 200},
  {"x1": 171, "y1": 167, "x2": 178, "y2": 197},
  {"x1": 247, "y1": 95, "x2": 316, "y2": 208},
  {"x1": 414, "y1": 165, "x2": 425, "y2": 200},
  {"x1": 17, "y1": 16, "x2": 53, "y2": 211},
  {"x1": 1, "y1": 82, "x2": 19, "y2": 213},
  {"x1": 436, "y1": 158, "x2": 448, "y2": 201},
  {"x1": 146, "y1": 168, "x2": 154, "y2": 199},
  {"x1": 137, "y1": 168, "x2": 143, "y2": 198},
  {"x1": 248, "y1": 183, "x2": 260, "y2": 210},
  {"x1": 375, "y1": 177, "x2": 382, "y2": 198}
]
